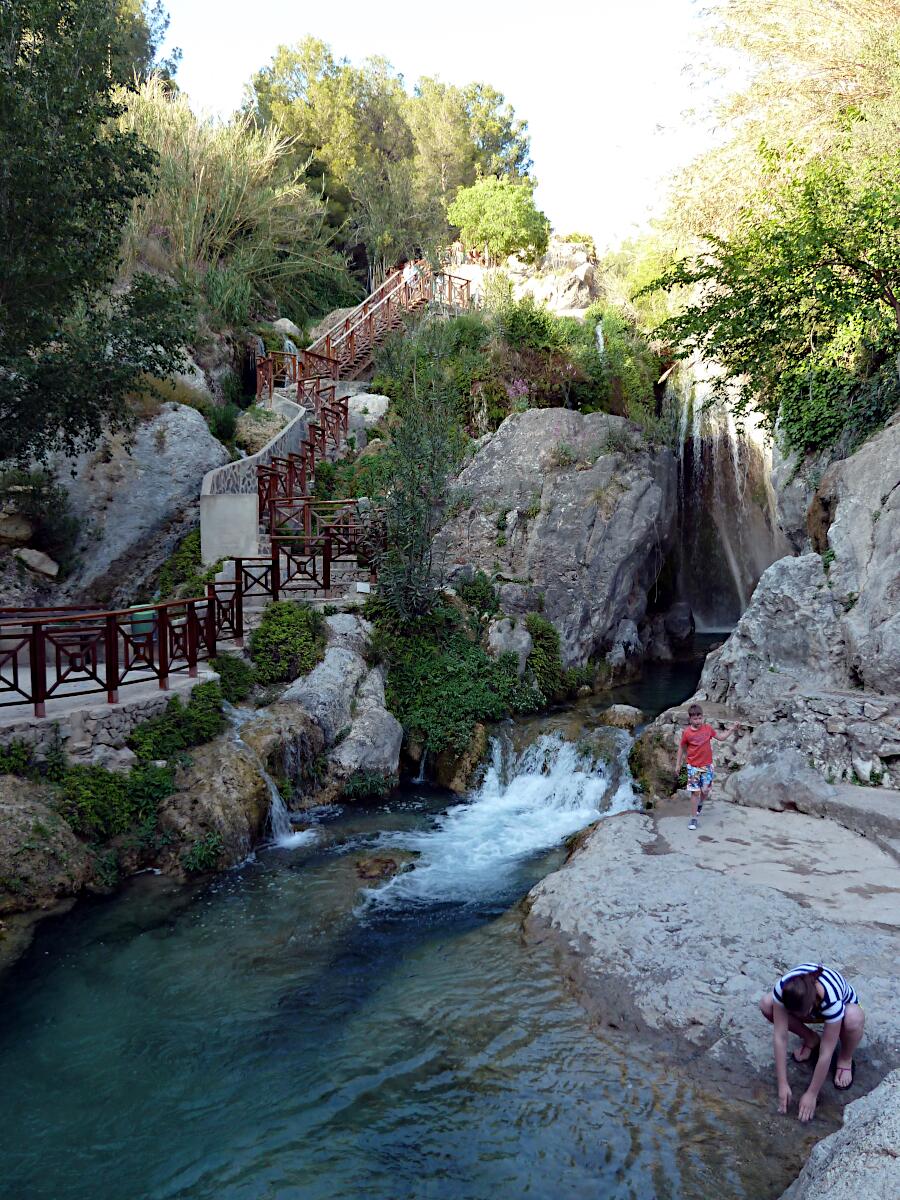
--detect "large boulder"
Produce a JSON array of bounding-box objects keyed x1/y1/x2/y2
[
  {"x1": 0, "y1": 777, "x2": 94, "y2": 914},
  {"x1": 486, "y1": 617, "x2": 532, "y2": 676},
  {"x1": 812, "y1": 413, "x2": 900, "y2": 694},
  {"x1": 57, "y1": 403, "x2": 228, "y2": 605},
  {"x1": 157, "y1": 736, "x2": 270, "y2": 873},
  {"x1": 779, "y1": 1069, "x2": 900, "y2": 1199},
  {"x1": 434, "y1": 408, "x2": 677, "y2": 668}
]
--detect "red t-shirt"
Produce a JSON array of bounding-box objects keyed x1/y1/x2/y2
[{"x1": 680, "y1": 724, "x2": 717, "y2": 767}]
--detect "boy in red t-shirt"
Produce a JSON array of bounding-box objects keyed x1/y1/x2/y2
[{"x1": 675, "y1": 703, "x2": 740, "y2": 830}]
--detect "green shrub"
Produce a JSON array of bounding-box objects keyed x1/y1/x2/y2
[
  {"x1": 249, "y1": 601, "x2": 326, "y2": 685},
  {"x1": 383, "y1": 630, "x2": 541, "y2": 753},
  {"x1": 207, "y1": 403, "x2": 240, "y2": 444},
  {"x1": 128, "y1": 681, "x2": 225, "y2": 761},
  {"x1": 524, "y1": 613, "x2": 563, "y2": 702},
  {"x1": 212, "y1": 654, "x2": 255, "y2": 704},
  {"x1": 457, "y1": 570, "x2": 498, "y2": 615},
  {"x1": 181, "y1": 831, "x2": 224, "y2": 874},
  {"x1": 548, "y1": 442, "x2": 577, "y2": 469},
  {"x1": 157, "y1": 530, "x2": 222, "y2": 599},
  {"x1": 0, "y1": 468, "x2": 80, "y2": 574},
  {"x1": 57, "y1": 762, "x2": 174, "y2": 840},
  {"x1": 0, "y1": 740, "x2": 34, "y2": 776},
  {"x1": 343, "y1": 770, "x2": 393, "y2": 800}
]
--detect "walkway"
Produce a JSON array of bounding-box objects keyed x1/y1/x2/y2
[{"x1": 0, "y1": 262, "x2": 471, "y2": 720}]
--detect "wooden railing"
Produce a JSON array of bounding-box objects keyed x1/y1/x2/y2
[
  {"x1": 0, "y1": 518, "x2": 384, "y2": 717},
  {"x1": 255, "y1": 262, "x2": 471, "y2": 401}
]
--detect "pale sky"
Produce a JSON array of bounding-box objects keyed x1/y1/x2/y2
[{"x1": 161, "y1": 0, "x2": 726, "y2": 248}]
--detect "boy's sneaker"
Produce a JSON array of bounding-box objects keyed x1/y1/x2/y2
[
  {"x1": 688, "y1": 817, "x2": 698, "y2": 831},
  {"x1": 697, "y1": 799, "x2": 703, "y2": 813}
]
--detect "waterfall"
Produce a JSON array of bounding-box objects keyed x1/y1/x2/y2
[
  {"x1": 413, "y1": 752, "x2": 427, "y2": 785},
  {"x1": 363, "y1": 730, "x2": 636, "y2": 908},
  {"x1": 671, "y1": 362, "x2": 790, "y2": 629},
  {"x1": 224, "y1": 703, "x2": 318, "y2": 850}
]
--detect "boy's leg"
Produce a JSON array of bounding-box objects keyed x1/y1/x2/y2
[{"x1": 687, "y1": 770, "x2": 700, "y2": 828}]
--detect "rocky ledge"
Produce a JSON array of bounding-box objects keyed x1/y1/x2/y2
[{"x1": 525, "y1": 792, "x2": 900, "y2": 1196}]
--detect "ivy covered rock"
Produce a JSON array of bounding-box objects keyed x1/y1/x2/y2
[{"x1": 0, "y1": 777, "x2": 94, "y2": 916}]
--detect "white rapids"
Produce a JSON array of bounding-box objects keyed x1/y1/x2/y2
[{"x1": 365, "y1": 731, "x2": 636, "y2": 908}]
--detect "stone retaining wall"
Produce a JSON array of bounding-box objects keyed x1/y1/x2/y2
[{"x1": 0, "y1": 672, "x2": 217, "y2": 771}]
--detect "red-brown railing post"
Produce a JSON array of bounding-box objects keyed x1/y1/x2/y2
[
  {"x1": 323, "y1": 536, "x2": 331, "y2": 592},
  {"x1": 31, "y1": 621, "x2": 47, "y2": 717},
  {"x1": 104, "y1": 613, "x2": 119, "y2": 704},
  {"x1": 157, "y1": 605, "x2": 170, "y2": 690},
  {"x1": 234, "y1": 564, "x2": 244, "y2": 646},
  {"x1": 185, "y1": 600, "x2": 199, "y2": 677},
  {"x1": 271, "y1": 542, "x2": 280, "y2": 601},
  {"x1": 204, "y1": 584, "x2": 218, "y2": 657}
]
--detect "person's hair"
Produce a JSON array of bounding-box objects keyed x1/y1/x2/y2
[
  {"x1": 781, "y1": 968, "x2": 823, "y2": 1017},
  {"x1": 688, "y1": 704, "x2": 703, "y2": 717}
]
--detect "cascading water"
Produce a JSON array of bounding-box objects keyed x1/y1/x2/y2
[
  {"x1": 364, "y1": 730, "x2": 636, "y2": 908},
  {"x1": 671, "y1": 362, "x2": 790, "y2": 629},
  {"x1": 224, "y1": 703, "x2": 318, "y2": 850}
]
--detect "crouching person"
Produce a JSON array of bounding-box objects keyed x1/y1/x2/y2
[{"x1": 759, "y1": 963, "x2": 865, "y2": 1122}]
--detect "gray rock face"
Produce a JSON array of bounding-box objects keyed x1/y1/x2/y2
[
  {"x1": 0, "y1": 778, "x2": 94, "y2": 915},
  {"x1": 486, "y1": 617, "x2": 533, "y2": 676},
  {"x1": 434, "y1": 408, "x2": 676, "y2": 668},
  {"x1": 814, "y1": 414, "x2": 900, "y2": 694},
  {"x1": 699, "y1": 556, "x2": 848, "y2": 705},
  {"x1": 280, "y1": 614, "x2": 402, "y2": 792},
  {"x1": 527, "y1": 805, "x2": 900, "y2": 1078},
  {"x1": 779, "y1": 1069, "x2": 900, "y2": 1199},
  {"x1": 58, "y1": 403, "x2": 228, "y2": 604},
  {"x1": 504, "y1": 238, "x2": 603, "y2": 315},
  {"x1": 12, "y1": 547, "x2": 59, "y2": 578}
]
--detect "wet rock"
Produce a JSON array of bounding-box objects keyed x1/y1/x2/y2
[
  {"x1": 330, "y1": 668, "x2": 403, "y2": 780},
  {"x1": 486, "y1": 616, "x2": 533, "y2": 676},
  {"x1": 598, "y1": 704, "x2": 643, "y2": 732},
  {"x1": 527, "y1": 804, "x2": 900, "y2": 1079},
  {"x1": 434, "y1": 723, "x2": 489, "y2": 794},
  {"x1": 663, "y1": 601, "x2": 695, "y2": 643},
  {"x1": 238, "y1": 704, "x2": 324, "y2": 798},
  {"x1": 354, "y1": 852, "x2": 415, "y2": 882},
  {"x1": 0, "y1": 777, "x2": 94, "y2": 915},
  {"x1": 779, "y1": 1068, "x2": 900, "y2": 1199},
  {"x1": 157, "y1": 736, "x2": 270, "y2": 873}
]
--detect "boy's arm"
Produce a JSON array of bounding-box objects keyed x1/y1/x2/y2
[{"x1": 715, "y1": 723, "x2": 741, "y2": 741}]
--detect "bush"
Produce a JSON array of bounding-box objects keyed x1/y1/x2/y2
[
  {"x1": 384, "y1": 630, "x2": 541, "y2": 753},
  {"x1": 524, "y1": 613, "x2": 563, "y2": 702},
  {"x1": 157, "y1": 530, "x2": 221, "y2": 599},
  {"x1": 212, "y1": 654, "x2": 255, "y2": 704},
  {"x1": 181, "y1": 832, "x2": 224, "y2": 874},
  {"x1": 457, "y1": 570, "x2": 498, "y2": 615},
  {"x1": 249, "y1": 601, "x2": 326, "y2": 685},
  {"x1": 0, "y1": 469, "x2": 80, "y2": 573},
  {"x1": 343, "y1": 770, "x2": 394, "y2": 800},
  {"x1": 128, "y1": 681, "x2": 225, "y2": 761},
  {"x1": 58, "y1": 762, "x2": 174, "y2": 841},
  {"x1": 207, "y1": 403, "x2": 240, "y2": 444}
]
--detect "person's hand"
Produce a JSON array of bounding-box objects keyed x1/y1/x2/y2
[
  {"x1": 778, "y1": 1082, "x2": 793, "y2": 1114},
  {"x1": 798, "y1": 1091, "x2": 817, "y2": 1122}
]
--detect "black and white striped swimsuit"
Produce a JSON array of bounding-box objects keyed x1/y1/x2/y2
[{"x1": 773, "y1": 963, "x2": 858, "y2": 1024}]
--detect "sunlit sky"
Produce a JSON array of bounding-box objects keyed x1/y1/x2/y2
[{"x1": 161, "y1": 0, "x2": 730, "y2": 248}]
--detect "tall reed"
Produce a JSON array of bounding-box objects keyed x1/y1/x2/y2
[{"x1": 119, "y1": 78, "x2": 358, "y2": 325}]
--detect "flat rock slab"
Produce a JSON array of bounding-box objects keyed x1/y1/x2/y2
[{"x1": 527, "y1": 801, "x2": 900, "y2": 1093}]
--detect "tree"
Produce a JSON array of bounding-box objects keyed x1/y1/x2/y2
[
  {"x1": 462, "y1": 83, "x2": 532, "y2": 179},
  {"x1": 114, "y1": 1, "x2": 181, "y2": 80},
  {"x1": 447, "y1": 176, "x2": 550, "y2": 263},
  {"x1": 0, "y1": 0, "x2": 191, "y2": 462},
  {"x1": 649, "y1": 147, "x2": 900, "y2": 452}
]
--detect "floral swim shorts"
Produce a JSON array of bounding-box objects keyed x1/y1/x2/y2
[{"x1": 686, "y1": 765, "x2": 714, "y2": 792}]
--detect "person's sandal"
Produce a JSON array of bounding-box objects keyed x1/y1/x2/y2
[
  {"x1": 792, "y1": 1041, "x2": 819, "y2": 1067},
  {"x1": 834, "y1": 1062, "x2": 854, "y2": 1090}
]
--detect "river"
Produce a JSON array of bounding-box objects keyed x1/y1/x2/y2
[{"x1": 0, "y1": 647, "x2": 803, "y2": 1199}]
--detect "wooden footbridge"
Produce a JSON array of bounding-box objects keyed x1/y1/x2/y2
[{"x1": 0, "y1": 262, "x2": 470, "y2": 717}]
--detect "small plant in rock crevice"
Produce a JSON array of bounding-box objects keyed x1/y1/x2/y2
[
  {"x1": 342, "y1": 770, "x2": 394, "y2": 800},
  {"x1": 181, "y1": 832, "x2": 225, "y2": 874}
]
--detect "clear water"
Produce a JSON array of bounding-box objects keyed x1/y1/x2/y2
[{"x1": 0, "y1": 659, "x2": 803, "y2": 1200}]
